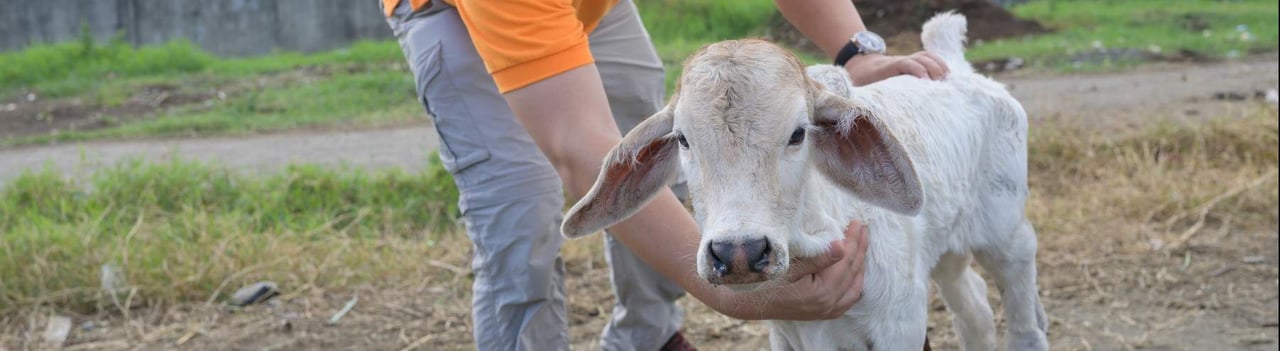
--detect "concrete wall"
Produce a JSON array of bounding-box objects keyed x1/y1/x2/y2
[{"x1": 0, "y1": 0, "x2": 394, "y2": 57}]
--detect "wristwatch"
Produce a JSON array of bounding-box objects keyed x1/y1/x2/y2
[{"x1": 833, "y1": 31, "x2": 886, "y2": 67}]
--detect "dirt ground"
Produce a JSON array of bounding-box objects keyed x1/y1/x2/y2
[
  {"x1": 0, "y1": 84, "x2": 212, "y2": 141},
  {"x1": 1, "y1": 57, "x2": 1278, "y2": 350}
]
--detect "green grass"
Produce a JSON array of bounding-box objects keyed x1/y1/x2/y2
[
  {"x1": 0, "y1": 36, "x2": 420, "y2": 147},
  {"x1": 968, "y1": 0, "x2": 1279, "y2": 70},
  {"x1": 0, "y1": 35, "x2": 404, "y2": 99},
  {"x1": 4, "y1": 71, "x2": 421, "y2": 146},
  {"x1": 0, "y1": 156, "x2": 459, "y2": 312},
  {"x1": 2, "y1": 0, "x2": 1277, "y2": 145}
]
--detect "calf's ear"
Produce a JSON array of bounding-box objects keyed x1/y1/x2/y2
[
  {"x1": 561, "y1": 105, "x2": 681, "y2": 239},
  {"x1": 811, "y1": 91, "x2": 924, "y2": 216}
]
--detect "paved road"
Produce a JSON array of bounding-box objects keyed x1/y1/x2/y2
[{"x1": 0, "y1": 58, "x2": 1275, "y2": 183}]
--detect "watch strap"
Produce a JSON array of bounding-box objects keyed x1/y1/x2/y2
[{"x1": 833, "y1": 40, "x2": 862, "y2": 67}]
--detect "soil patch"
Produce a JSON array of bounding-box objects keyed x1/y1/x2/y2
[
  {"x1": 768, "y1": 0, "x2": 1049, "y2": 57},
  {"x1": 0, "y1": 85, "x2": 213, "y2": 141}
]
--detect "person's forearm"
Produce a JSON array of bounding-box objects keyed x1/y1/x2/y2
[
  {"x1": 774, "y1": 0, "x2": 868, "y2": 60},
  {"x1": 503, "y1": 65, "x2": 730, "y2": 310}
]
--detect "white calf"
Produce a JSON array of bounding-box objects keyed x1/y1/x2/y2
[{"x1": 562, "y1": 13, "x2": 1048, "y2": 351}]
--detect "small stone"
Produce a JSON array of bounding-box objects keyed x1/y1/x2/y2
[
  {"x1": 1242, "y1": 256, "x2": 1267, "y2": 264},
  {"x1": 230, "y1": 281, "x2": 280, "y2": 306},
  {"x1": 43, "y1": 315, "x2": 72, "y2": 347},
  {"x1": 1265, "y1": 89, "x2": 1278, "y2": 105},
  {"x1": 1005, "y1": 57, "x2": 1025, "y2": 71},
  {"x1": 100, "y1": 264, "x2": 127, "y2": 295}
]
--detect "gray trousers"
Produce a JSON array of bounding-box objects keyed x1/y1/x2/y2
[{"x1": 382, "y1": 1, "x2": 686, "y2": 350}]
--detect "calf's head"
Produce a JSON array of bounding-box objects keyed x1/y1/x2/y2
[{"x1": 562, "y1": 40, "x2": 923, "y2": 289}]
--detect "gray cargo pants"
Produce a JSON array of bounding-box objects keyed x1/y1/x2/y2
[{"x1": 382, "y1": 1, "x2": 687, "y2": 350}]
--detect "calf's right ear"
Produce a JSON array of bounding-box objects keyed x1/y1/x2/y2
[{"x1": 561, "y1": 105, "x2": 680, "y2": 239}]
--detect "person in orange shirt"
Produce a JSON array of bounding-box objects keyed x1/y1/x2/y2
[{"x1": 380, "y1": 0, "x2": 948, "y2": 350}]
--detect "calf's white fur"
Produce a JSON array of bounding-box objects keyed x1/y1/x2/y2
[{"x1": 562, "y1": 13, "x2": 1048, "y2": 351}]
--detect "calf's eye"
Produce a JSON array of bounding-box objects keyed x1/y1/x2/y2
[
  {"x1": 677, "y1": 134, "x2": 690, "y2": 148},
  {"x1": 788, "y1": 127, "x2": 806, "y2": 146}
]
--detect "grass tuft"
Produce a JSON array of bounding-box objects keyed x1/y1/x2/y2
[{"x1": 0, "y1": 156, "x2": 459, "y2": 312}]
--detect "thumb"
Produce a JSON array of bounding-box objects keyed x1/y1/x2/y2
[
  {"x1": 783, "y1": 239, "x2": 846, "y2": 282},
  {"x1": 842, "y1": 220, "x2": 867, "y2": 259}
]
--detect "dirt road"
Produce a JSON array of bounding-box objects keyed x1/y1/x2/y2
[{"x1": 1, "y1": 57, "x2": 1275, "y2": 184}]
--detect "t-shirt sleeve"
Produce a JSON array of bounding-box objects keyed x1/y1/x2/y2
[{"x1": 454, "y1": 0, "x2": 596, "y2": 93}]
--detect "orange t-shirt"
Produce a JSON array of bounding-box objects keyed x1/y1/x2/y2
[{"x1": 383, "y1": 0, "x2": 618, "y2": 93}]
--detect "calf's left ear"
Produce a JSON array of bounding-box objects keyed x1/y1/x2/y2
[{"x1": 811, "y1": 91, "x2": 924, "y2": 216}]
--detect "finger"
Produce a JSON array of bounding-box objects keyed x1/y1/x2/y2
[
  {"x1": 783, "y1": 240, "x2": 846, "y2": 282},
  {"x1": 915, "y1": 55, "x2": 946, "y2": 80},
  {"x1": 842, "y1": 220, "x2": 864, "y2": 256},
  {"x1": 830, "y1": 223, "x2": 869, "y2": 311},
  {"x1": 834, "y1": 254, "x2": 868, "y2": 314},
  {"x1": 920, "y1": 51, "x2": 951, "y2": 77},
  {"x1": 852, "y1": 223, "x2": 869, "y2": 270},
  {"x1": 897, "y1": 59, "x2": 929, "y2": 80},
  {"x1": 811, "y1": 222, "x2": 863, "y2": 285}
]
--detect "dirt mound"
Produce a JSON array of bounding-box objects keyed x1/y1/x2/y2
[{"x1": 769, "y1": 0, "x2": 1048, "y2": 57}]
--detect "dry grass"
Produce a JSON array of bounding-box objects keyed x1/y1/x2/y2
[{"x1": 1, "y1": 108, "x2": 1277, "y2": 350}]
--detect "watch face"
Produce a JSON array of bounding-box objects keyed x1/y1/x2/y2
[{"x1": 854, "y1": 31, "x2": 886, "y2": 54}]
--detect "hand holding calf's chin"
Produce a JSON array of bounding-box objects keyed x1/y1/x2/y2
[{"x1": 712, "y1": 220, "x2": 869, "y2": 321}]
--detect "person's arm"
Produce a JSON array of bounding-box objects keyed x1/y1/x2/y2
[
  {"x1": 451, "y1": 0, "x2": 870, "y2": 320},
  {"x1": 774, "y1": 0, "x2": 950, "y2": 86}
]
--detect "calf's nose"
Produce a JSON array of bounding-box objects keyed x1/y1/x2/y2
[{"x1": 708, "y1": 238, "x2": 772, "y2": 276}]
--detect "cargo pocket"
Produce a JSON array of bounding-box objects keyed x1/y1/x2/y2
[{"x1": 413, "y1": 41, "x2": 492, "y2": 174}]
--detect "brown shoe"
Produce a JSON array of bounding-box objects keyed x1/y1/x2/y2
[{"x1": 659, "y1": 331, "x2": 697, "y2": 351}]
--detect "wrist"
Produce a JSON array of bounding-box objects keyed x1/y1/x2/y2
[
  {"x1": 842, "y1": 52, "x2": 883, "y2": 69},
  {"x1": 842, "y1": 53, "x2": 884, "y2": 85}
]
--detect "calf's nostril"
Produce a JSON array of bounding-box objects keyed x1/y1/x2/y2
[
  {"x1": 744, "y1": 238, "x2": 771, "y2": 273},
  {"x1": 709, "y1": 241, "x2": 733, "y2": 275}
]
